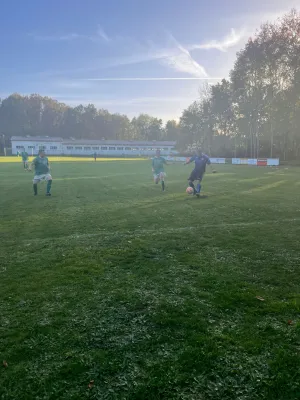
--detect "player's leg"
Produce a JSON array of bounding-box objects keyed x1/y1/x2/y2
[
  {"x1": 188, "y1": 169, "x2": 197, "y2": 195},
  {"x1": 196, "y1": 175, "x2": 203, "y2": 195},
  {"x1": 33, "y1": 177, "x2": 40, "y2": 195},
  {"x1": 160, "y1": 172, "x2": 166, "y2": 191},
  {"x1": 46, "y1": 174, "x2": 53, "y2": 196},
  {"x1": 188, "y1": 180, "x2": 196, "y2": 195},
  {"x1": 154, "y1": 173, "x2": 160, "y2": 184}
]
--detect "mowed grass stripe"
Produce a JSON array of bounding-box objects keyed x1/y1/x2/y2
[
  {"x1": 242, "y1": 180, "x2": 286, "y2": 194},
  {"x1": 7, "y1": 217, "x2": 297, "y2": 246}
]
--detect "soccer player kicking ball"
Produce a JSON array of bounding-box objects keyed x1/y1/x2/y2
[
  {"x1": 152, "y1": 149, "x2": 167, "y2": 192},
  {"x1": 184, "y1": 149, "x2": 216, "y2": 197},
  {"x1": 31, "y1": 150, "x2": 53, "y2": 196},
  {"x1": 21, "y1": 149, "x2": 29, "y2": 170}
]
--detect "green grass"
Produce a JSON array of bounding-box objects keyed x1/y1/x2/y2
[{"x1": 1, "y1": 161, "x2": 300, "y2": 400}]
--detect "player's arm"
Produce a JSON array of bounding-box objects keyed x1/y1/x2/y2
[
  {"x1": 30, "y1": 158, "x2": 36, "y2": 171},
  {"x1": 184, "y1": 156, "x2": 194, "y2": 165}
]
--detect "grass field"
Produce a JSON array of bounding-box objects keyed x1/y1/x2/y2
[{"x1": 1, "y1": 161, "x2": 300, "y2": 400}]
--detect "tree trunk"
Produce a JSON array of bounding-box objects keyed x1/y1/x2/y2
[
  {"x1": 270, "y1": 120, "x2": 273, "y2": 158},
  {"x1": 250, "y1": 123, "x2": 253, "y2": 158}
]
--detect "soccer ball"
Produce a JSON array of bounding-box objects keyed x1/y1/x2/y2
[{"x1": 186, "y1": 186, "x2": 194, "y2": 195}]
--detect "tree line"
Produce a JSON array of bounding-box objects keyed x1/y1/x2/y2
[{"x1": 1, "y1": 9, "x2": 300, "y2": 159}]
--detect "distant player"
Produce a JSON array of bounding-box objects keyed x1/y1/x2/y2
[
  {"x1": 31, "y1": 150, "x2": 53, "y2": 196},
  {"x1": 152, "y1": 149, "x2": 167, "y2": 192},
  {"x1": 94, "y1": 152, "x2": 97, "y2": 162},
  {"x1": 21, "y1": 149, "x2": 29, "y2": 170},
  {"x1": 184, "y1": 149, "x2": 216, "y2": 197}
]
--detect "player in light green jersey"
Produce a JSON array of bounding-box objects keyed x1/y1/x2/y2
[
  {"x1": 31, "y1": 150, "x2": 53, "y2": 196},
  {"x1": 21, "y1": 150, "x2": 29, "y2": 170},
  {"x1": 152, "y1": 149, "x2": 167, "y2": 192}
]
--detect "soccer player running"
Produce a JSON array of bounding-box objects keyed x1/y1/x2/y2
[
  {"x1": 31, "y1": 149, "x2": 53, "y2": 196},
  {"x1": 21, "y1": 149, "x2": 29, "y2": 170},
  {"x1": 184, "y1": 148, "x2": 215, "y2": 197},
  {"x1": 152, "y1": 149, "x2": 167, "y2": 192}
]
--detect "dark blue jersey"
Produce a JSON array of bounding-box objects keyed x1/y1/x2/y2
[{"x1": 189, "y1": 154, "x2": 211, "y2": 172}]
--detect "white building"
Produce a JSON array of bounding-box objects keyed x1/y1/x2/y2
[{"x1": 11, "y1": 137, "x2": 177, "y2": 157}]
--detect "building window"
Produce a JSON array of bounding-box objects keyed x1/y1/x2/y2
[
  {"x1": 101, "y1": 146, "x2": 107, "y2": 150},
  {"x1": 163, "y1": 148, "x2": 168, "y2": 151},
  {"x1": 75, "y1": 147, "x2": 82, "y2": 150},
  {"x1": 50, "y1": 146, "x2": 57, "y2": 150},
  {"x1": 28, "y1": 146, "x2": 35, "y2": 149},
  {"x1": 84, "y1": 147, "x2": 91, "y2": 150},
  {"x1": 92, "y1": 147, "x2": 99, "y2": 150},
  {"x1": 66, "y1": 146, "x2": 73, "y2": 150},
  {"x1": 117, "y1": 147, "x2": 124, "y2": 150},
  {"x1": 125, "y1": 147, "x2": 131, "y2": 151},
  {"x1": 39, "y1": 146, "x2": 46, "y2": 150},
  {"x1": 109, "y1": 147, "x2": 116, "y2": 150},
  {"x1": 16, "y1": 146, "x2": 24, "y2": 149}
]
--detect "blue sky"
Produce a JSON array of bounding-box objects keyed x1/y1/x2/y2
[{"x1": 1, "y1": 0, "x2": 298, "y2": 121}]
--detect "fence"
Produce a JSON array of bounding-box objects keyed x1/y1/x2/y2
[{"x1": 166, "y1": 156, "x2": 280, "y2": 166}]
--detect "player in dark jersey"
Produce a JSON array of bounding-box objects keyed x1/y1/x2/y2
[{"x1": 184, "y1": 149, "x2": 216, "y2": 197}]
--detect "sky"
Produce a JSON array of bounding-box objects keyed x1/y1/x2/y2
[{"x1": 1, "y1": 0, "x2": 299, "y2": 121}]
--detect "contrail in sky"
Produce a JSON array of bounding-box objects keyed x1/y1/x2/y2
[{"x1": 83, "y1": 77, "x2": 225, "y2": 81}]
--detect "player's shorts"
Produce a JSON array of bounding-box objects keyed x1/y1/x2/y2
[
  {"x1": 153, "y1": 172, "x2": 166, "y2": 181},
  {"x1": 188, "y1": 169, "x2": 204, "y2": 182},
  {"x1": 33, "y1": 173, "x2": 52, "y2": 183}
]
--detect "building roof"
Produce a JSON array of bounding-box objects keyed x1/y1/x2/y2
[
  {"x1": 11, "y1": 137, "x2": 176, "y2": 146},
  {"x1": 63, "y1": 140, "x2": 176, "y2": 146},
  {"x1": 11, "y1": 136, "x2": 64, "y2": 142}
]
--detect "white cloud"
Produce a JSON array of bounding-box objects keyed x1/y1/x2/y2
[
  {"x1": 189, "y1": 28, "x2": 246, "y2": 52},
  {"x1": 29, "y1": 25, "x2": 111, "y2": 43},
  {"x1": 159, "y1": 33, "x2": 208, "y2": 78},
  {"x1": 30, "y1": 27, "x2": 209, "y2": 78},
  {"x1": 96, "y1": 26, "x2": 110, "y2": 42}
]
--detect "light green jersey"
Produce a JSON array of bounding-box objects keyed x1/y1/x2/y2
[
  {"x1": 32, "y1": 156, "x2": 50, "y2": 175},
  {"x1": 21, "y1": 151, "x2": 29, "y2": 161},
  {"x1": 152, "y1": 156, "x2": 166, "y2": 174}
]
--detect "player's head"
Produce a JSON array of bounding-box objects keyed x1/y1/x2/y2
[
  {"x1": 39, "y1": 149, "x2": 45, "y2": 157},
  {"x1": 195, "y1": 148, "x2": 203, "y2": 156},
  {"x1": 156, "y1": 149, "x2": 161, "y2": 157}
]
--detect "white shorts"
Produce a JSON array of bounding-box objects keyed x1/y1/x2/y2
[
  {"x1": 33, "y1": 174, "x2": 52, "y2": 183},
  {"x1": 153, "y1": 172, "x2": 166, "y2": 181}
]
